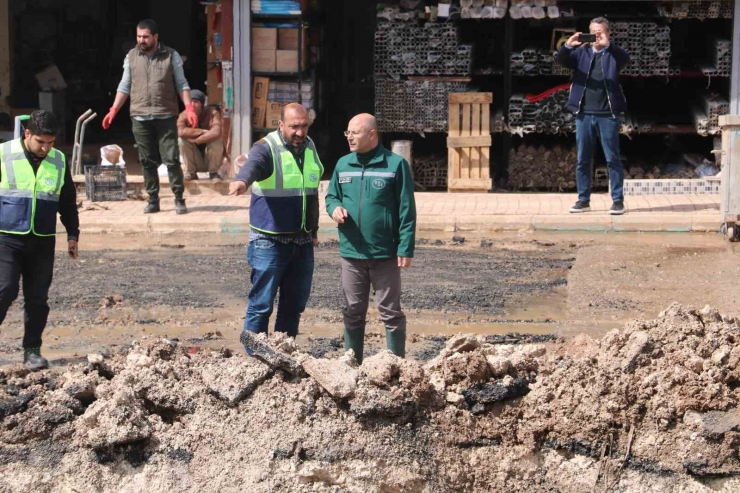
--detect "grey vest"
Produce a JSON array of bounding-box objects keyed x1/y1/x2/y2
[{"x1": 128, "y1": 43, "x2": 179, "y2": 117}]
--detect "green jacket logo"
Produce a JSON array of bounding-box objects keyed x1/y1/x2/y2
[
  {"x1": 371, "y1": 179, "x2": 386, "y2": 190},
  {"x1": 45, "y1": 178, "x2": 55, "y2": 187},
  {"x1": 309, "y1": 174, "x2": 317, "y2": 182}
]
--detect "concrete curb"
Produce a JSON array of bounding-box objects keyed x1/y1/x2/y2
[{"x1": 70, "y1": 212, "x2": 723, "y2": 235}]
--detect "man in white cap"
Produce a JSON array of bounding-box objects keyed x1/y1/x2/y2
[{"x1": 177, "y1": 89, "x2": 225, "y2": 180}]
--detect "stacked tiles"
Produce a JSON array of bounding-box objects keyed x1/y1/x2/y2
[
  {"x1": 613, "y1": 22, "x2": 671, "y2": 77},
  {"x1": 693, "y1": 93, "x2": 730, "y2": 135},
  {"x1": 508, "y1": 90, "x2": 574, "y2": 134},
  {"x1": 510, "y1": 49, "x2": 567, "y2": 75},
  {"x1": 507, "y1": 142, "x2": 576, "y2": 191},
  {"x1": 658, "y1": 1, "x2": 733, "y2": 20},
  {"x1": 460, "y1": 0, "x2": 509, "y2": 19},
  {"x1": 375, "y1": 22, "x2": 472, "y2": 76},
  {"x1": 509, "y1": 0, "x2": 561, "y2": 19},
  {"x1": 375, "y1": 80, "x2": 468, "y2": 133},
  {"x1": 700, "y1": 38, "x2": 732, "y2": 77}
]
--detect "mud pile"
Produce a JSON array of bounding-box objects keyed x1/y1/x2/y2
[{"x1": 0, "y1": 304, "x2": 739, "y2": 492}]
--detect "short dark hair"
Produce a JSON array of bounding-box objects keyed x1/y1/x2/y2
[
  {"x1": 137, "y1": 19, "x2": 159, "y2": 35},
  {"x1": 590, "y1": 17, "x2": 610, "y2": 32},
  {"x1": 27, "y1": 110, "x2": 59, "y2": 137}
]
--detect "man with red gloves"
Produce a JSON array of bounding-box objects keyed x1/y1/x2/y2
[{"x1": 102, "y1": 19, "x2": 196, "y2": 214}]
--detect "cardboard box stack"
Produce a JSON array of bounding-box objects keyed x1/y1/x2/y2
[
  {"x1": 251, "y1": 76, "x2": 270, "y2": 127},
  {"x1": 252, "y1": 27, "x2": 277, "y2": 72}
]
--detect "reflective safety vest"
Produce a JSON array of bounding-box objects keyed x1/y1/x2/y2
[
  {"x1": 0, "y1": 139, "x2": 66, "y2": 236},
  {"x1": 250, "y1": 131, "x2": 324, "y2": 234}
]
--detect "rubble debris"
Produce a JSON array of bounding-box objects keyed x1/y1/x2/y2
[
  {"x1": 0, "y1": 393, "x2": 35, "y2": 419},
  {"x1": 201, "y1": 358, "x2": 271, "y2": 407},
  {"x1": 463, "y1": 376, "x2": 530, "y2": 410},
  {"x1": 75, "y1": 387, "x2": 152, "y2": 449},
  {"x1": 301, "y1": 357, "x2": 359, "y2": 399},
  {"x1": 0, "y1": 304, "x2": 738, "y2": 491},
  {"x1": 240, "y1": 331, "x2": 303, "y2": 376}
]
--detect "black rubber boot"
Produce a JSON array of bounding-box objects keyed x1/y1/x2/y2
[
  {"x1": 175, "y1": 198, "x2": 188, "y2": 215},
  {"x1": 386, "y1": 327, "x2": 406, "y2": 359},
  {"x1": 23, "y1": 348, "x2": 49, "y2": 371},
  {"x1": 344, "y1": 327, "x2": 365, "y2": 365}
]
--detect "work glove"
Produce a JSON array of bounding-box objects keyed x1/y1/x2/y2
[
  {"x1": 185, "y1": 103, "x2": 199, "y2": 128},
  {"x1": 102, "y1": 107, "x2": 118, "y2": 130}
]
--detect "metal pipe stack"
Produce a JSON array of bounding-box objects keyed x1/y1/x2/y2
[
  {"x1": 658, "y1": 1, "x2": 732, "y2": 19},
  {"x1": 461, "y1": 0, "x2": 509, "y2": 19},
  {"x1": 618, "y1": 114, "x2": 654, "y2": 135},
  {"x1": 509, "y1": 0, "x2": 560, "y2": 20},
  {"x1": 507, "y1": 142, "x2": 577, "y2": 191},
  {"x1": 375, "y1": 80, "x2": 468, "y2": 133},
  {"x1": 375, "y1": 21, "x2": 472, "y2": 76},
  {"x1": 508, "y1": 89, "x2": 574, "y2": 134},
  {"x1": 693, "y1": 93, "x2": 730, "y2": 136},
  {"x1": 613, "y1": 22, "x2": 672, "y2": 77},
  {"x1": 510, "y1": 49, "x2": 561, "y2": 75},
  {"x1": 700, "y1": 38, "x2": 732, "y2": 77}
]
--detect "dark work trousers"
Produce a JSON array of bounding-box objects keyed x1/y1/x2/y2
[
  {"x1": 341, "y1": 257, "x2": 406, "y2": 332},
  {"x1": 131, "y1": 117, "x2": 185, "y2": 202},
  {"x1": 0, "y1": 233, "x2": 56, "y2": 349}
]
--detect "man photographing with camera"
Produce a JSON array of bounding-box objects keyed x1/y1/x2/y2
[{"x1": 557, "y1": 17, "x2": 630, "y2": 215}]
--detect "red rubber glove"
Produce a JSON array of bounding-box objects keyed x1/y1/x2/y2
[
  {"x1": 185, "y1": 103, "x2": 199, "y2": 128},
  {"x1": 102, "y1": 107, "x2": 118, "y2": 130}
]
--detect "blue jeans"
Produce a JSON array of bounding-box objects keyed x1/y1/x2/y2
[
  {"x1": 575, "y1": 113, "x2": 624, "y2": 203},
  {"x1": 244, "y1": 238, "x2": 314, "y2": 338}
]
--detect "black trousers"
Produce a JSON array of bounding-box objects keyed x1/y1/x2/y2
[{"x1": 0, "y1": 233, "x2": 55, "y2": 349}]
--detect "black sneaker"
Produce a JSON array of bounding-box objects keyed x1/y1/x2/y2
[
  {"x1": 610, "y1": 201, "x2": 626, "y2": 215},
  {"x1": 144, "y1": 201, "x2": 160, "y2": 214},
  {"x1": 209, "y1": 172, "x2": 222, "y2": 180},
  {"x1": 175, "y1": 198, "x2": 188, "y2": 215},
  {"x1": 569, "y1": 201, "x2": 591, "y2": 213},
  {"x1": 23, "y1": 348, "x2": 49, "y2": 371}
]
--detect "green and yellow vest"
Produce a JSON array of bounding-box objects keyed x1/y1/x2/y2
[
  {"x1": 0, "y1": 138, "x2": 65, "y2": 236},
  {"x1": 250, "y1": 131, "x2": 323, "y2": 234}
]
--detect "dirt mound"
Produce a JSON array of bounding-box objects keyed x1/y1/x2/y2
[{"x1": 0, "y1": 304, "x2": 739, "y2": 492}]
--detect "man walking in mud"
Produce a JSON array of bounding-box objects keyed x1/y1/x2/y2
[
  {"x1": 102, "y1": 18, "x2": 198, "y2": 215},
  {"x1": 229, "y1": 103, "x2": 323, "y2": 339},
  {"x1": 0, "y1": 110, "x2": 80, "y2": 370},
  {"x1": 325, "y1": 113, "x2": 416, "y2": 364}
]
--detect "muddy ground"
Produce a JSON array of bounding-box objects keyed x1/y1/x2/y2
[
  {"x1": 0, "y1": 231, "x2": 738, "y2": 366},
  {"x1": 0, "y1": 231, "x2": 739, "y2": 492}
]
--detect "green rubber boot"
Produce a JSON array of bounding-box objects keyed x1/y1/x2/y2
[
  {"x1": 386, "y1": 327, "x2": 406, "y2": 359},
  {"x1": 344, "y1": 327, "x2": 365, "y2": 365}
]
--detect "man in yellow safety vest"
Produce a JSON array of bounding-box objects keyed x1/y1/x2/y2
[
  {"x1": 229, "y1": 103, "x2": 323, "y2": 340},
  {"x1": 0, "y1": 110, "x2": 80, "y2": 370}
]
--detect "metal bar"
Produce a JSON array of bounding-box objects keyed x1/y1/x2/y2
[
  {"x1": 731, "y1": 0, "x2": 740, "y2": 115},
  {"x1": 71, "y1": 109, "x2": 92, "y2": 175},
  {"x1": 232, "y1": 0, "x2": 251, "y2": 162},
  {"x1": 76, "y1": 111, "x2": 97, "y2": 175}
]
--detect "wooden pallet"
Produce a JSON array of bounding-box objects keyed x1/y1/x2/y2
[{"x1": 447, "y1": 93, "x2": 493, "y2": 192}]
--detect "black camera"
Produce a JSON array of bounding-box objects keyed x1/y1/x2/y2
[{"x1": 579, "y1": 34, "x2": 597, "y2": 43}]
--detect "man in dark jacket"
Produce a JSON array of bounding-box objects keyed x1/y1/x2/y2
[
  {"x1": 0, "y1": 110, "x2": 79, "y2": 370},
  {"x1": 557, "y1": 17, "x2": 630, "y2": 215},
  {"x1": 229, "y1": 103, "x2": 322, "y2": 340},
  {"x1": 325, "y1": 113, "x2": 417, "y2": 364}
]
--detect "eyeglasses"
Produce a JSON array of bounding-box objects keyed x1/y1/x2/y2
[{"x1": 343, "y1": 130, "x2": 362, "y2": 137}]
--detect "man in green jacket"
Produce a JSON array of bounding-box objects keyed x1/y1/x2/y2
[{"x1": 325, "y1": 113, "x2": 416, "y2": 364}]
